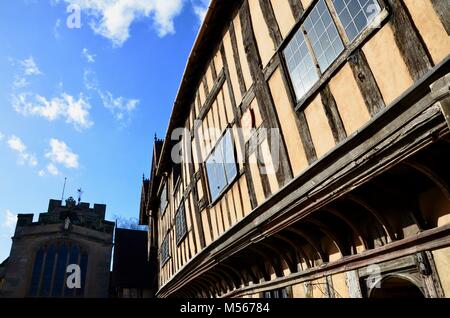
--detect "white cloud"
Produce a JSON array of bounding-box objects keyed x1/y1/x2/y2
[
  {"x1": 99, "y1": 91, "x2": 139, "y2": 122},
  {"x1": 0, "y1": 131, "x2": 4, "y2": 141},
  {"x1": 12, "y1": 92, "x2": 93, "y2": 131},
  {"x1": 13, "y1": 76, "x2": 30, "y2": 89},
  {"x1": 84, "y1": 69, "x2": 139, "y2": 124},
  {"x1": 1, "y1": 210, "x2": 17, "y2": 231},
  {"x1": 53, "y1": 19, "x2": 62, "y2": 38},
  {"x1": 45, "y1": 138, "x2": 79, "y2": 169},
  {"x1": 7, "y1": 135, "x2": 38, "y2": 167},
  {"x1": 20, "y1": 56, "x2": 41, "y2": 76},
  {"x1": 191, "y1": 0, "x2": 210, "y2": 23},
  {"x1": 10, "y1": 56, "x2": 41, "y2": 90},
  {"x1": 38, "y1": 170, "x2": 46, "y2": 177},
  {"x1": 47, "y1": 163, "x2": 60, "y2": 175},
  {"x1": 82, "y1": 48, "x2": 96, "y2": 63},
  {"x1": 59, "y1": 0, "x2": 184, "y2": 46}
]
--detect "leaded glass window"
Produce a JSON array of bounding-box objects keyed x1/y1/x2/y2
[
  {"x1": 205, "y1": 130, "x2": 237, "y2": 202},
  {"x1": 175, "y1": 201, "x2": 187, "y2": 244},
  {"x1": 161, "y1": 235, "x2": 170, "y2": 264},
  {"x1": 28, "y1": 241, "x2": 88, "y2": 298},
  {"x1": 332, "y1": 0, "x2": 381, "y2": 42}
]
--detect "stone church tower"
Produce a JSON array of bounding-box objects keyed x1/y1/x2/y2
[{"x1": 0, "y1": 198, "x2": 114, "y2": 298}]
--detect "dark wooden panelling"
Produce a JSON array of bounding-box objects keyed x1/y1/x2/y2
[
  {"x1": 229, "y1": 20, "x2": 248, "y2": 97},
  {"x1": 297, "y1": 111, "x2": 317, "y2": 164},
  {"x1": 240, "y1": 0, "x2": 293, "y2": 188},
  {"x1": 348, "y1": 49, "x2": 386, "y2": 116},
  {"x1": 211, "y1": 59, "x2": 218, "y2": 81},
  {"x1": 288, "y1": 0, "x2": 304, "y2": 20},
  {"x1": 386, "y1": 0, "x2": 433, "y2": 80},
  {"x1": 431, "y1": 0, "x2": 450, "y2": 34},
  {"x1": 320, "y1": 85, "x2": 347, "y2": 143},
  {"x1": 259, "y1": 0, "x2": 283, "y2": 46}
]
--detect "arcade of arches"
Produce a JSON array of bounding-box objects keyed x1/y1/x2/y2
[{"x1": 173, "y1": 138, "x2": 450, "y2": 298}]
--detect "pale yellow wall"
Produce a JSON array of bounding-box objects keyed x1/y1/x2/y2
[
  {"x1": 248, "y1": 0, "x2": 276, "y2": 67},
  {"x1": 419, "y1": 187, "x2": 450, "y2": 227},
  {"x1": 260, "y1": 139, "x2": 279, "y2": 194},
  {"x1": 432, "y1": 247, "x2": 450, "y2": 297},
  {"x1": 329, "y1": 63, "x2": 371, "y2": 135},
  {"x1": 223, "y1": 81, "x2": 236, "y2": 122},
  {"x1": 312, "y1": 278, "x2": 328, "y2": 298},
  {"x1": 206, "y1": 65, "x2": 214, "y2": 93},
  {"x1": 240, "y1": 175, "x2": 253, "y2": 217},
  {"x1": 304, "y1": 95, "x2": 336, "y2": 158},
  {"x1": 202, "y1": 210, "x2": 212, "y2": 245},
  {"x1": 292, "y1": 283, "x2": 307, "y2": 298},
  {"x1": 403, "y1": 0, "x2": 450, "y2": 65},
  {"x1": 231, "y1": 183, "x2": 244, "y2": 222},
  {"x1": 249, "y1": 152, "x2": 266, "y2": 205},
  {"x1": 199, "y1": 81, "x2": 206, "y2": 106},
  {"x1": 241, "y1": 98, "x2": 263, "y2": 143},
  {"x1": 270, "y1": 0, "x2": 296, "y2": 38},
  {"x1": 363, "y1": 24, "x2": 414, "y2": 105},
  {"x1": 268, "y1": 68, "x2": 309, "y2": 176},
  {"x1": 300, "y1": 0, "x2": 313, "y2": 10},
  {"x1": 332, "y1": 273, "x2": 350, "y2": 298},
  {"x1": 214, "y1": 48, "x2": 223, "y2": 73}
]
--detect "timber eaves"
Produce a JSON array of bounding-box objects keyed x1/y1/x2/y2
[{"x1": 156, "y1": 56, "x2": 450, "y2": 298}]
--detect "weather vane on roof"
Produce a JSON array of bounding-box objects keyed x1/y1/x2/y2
[{"x1": 77, "y1": 187, "x2": 83, "y2": 205}]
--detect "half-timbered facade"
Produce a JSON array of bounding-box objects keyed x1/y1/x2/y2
[{"x1": 139, "y1": 0, "x2": 450, "y2": 298}]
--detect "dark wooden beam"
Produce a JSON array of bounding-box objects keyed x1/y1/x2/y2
[
  {"x1": 386, "y1": 0, "x2": 433, "y2": 80},
  {"x1": 431, "y1": 0, "x2": 450, "y2": 34},
  {"x1": 211, "y1": 58, "x2": 218, "y2": 81},
  {"x1": 297, "y1": 110, "x2": 318, "y2": 164},
  {"x1": 288, "y1": 0, "x2": 304, "y2": 21},
  {"x1": 321, "y1": 208, "x2": 366, "y2": 251},
  {"x1": 240, "y1": 0, "x2": 294, "y2": 187},
  {"x1": 304, "y1": 217, "x2": 350, "y2": 256},
  {"x1": 320, "y1": 85, "x2": 347, "y2": 143},
  {"x1": 202, "y1": 76, "x2": 210, "y2": 97},
  {"x1": 346, "y1": 194, "x2": 397, "y2": 242},
  {"x1": 248, "y1": 246, "x2": 276, "y2": 280},
  {"x1": 287, "y1": 227, "x2": 327, "y2": 262},
  {"x1": 229, "y1": 20, "x2": 248, "y2": 96},
  {"x1": 260, "y1": 241, "x2": 296, "y2": 274},
  {"x1": 259, "y1": 0, "x2": 283, "y2": 46},
  {"x1": 348, "y1": 49, "x2": 386, "y2": 116},
  {"x1": 403, "y1": 160, "x2": 450, "y2": 201},
  {"x1": 269, "y1": 235, "x2": 299, "y2": 272},
  {"x1": 273, "y1": 233, "x2": 311, "y2": 270}
]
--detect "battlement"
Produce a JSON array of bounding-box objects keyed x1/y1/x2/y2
[{"x1": 15, "y1": 198, "x2": 113, "y2": 234}]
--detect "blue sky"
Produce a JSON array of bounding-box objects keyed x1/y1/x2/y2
[{"x1": 0, "y1": 0, "x2": 210, "y2": 262}]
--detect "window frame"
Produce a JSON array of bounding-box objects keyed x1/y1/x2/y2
[
  {"x1": 160, "y1": 234, "x2": 170, "y2": 266},
  {"x1": 27, "y1": 241, "x2": 88, "y2": 298},
  {"x1": 175, "y1": 200, "x2": 188, "y2": 245},
  {"x1": 280, "y1": 0, "x2": 388, "y2": 112},
  {"x1": 159, "y1": 180, "x2": 168, "y2": 217},
  {"x1": 203, "y1": 127, "x2": 239, "y2": 205}
]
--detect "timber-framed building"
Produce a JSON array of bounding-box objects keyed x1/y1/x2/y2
[{"x1": 139, "y1": 0, "x2": 450, "y2": 298}]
